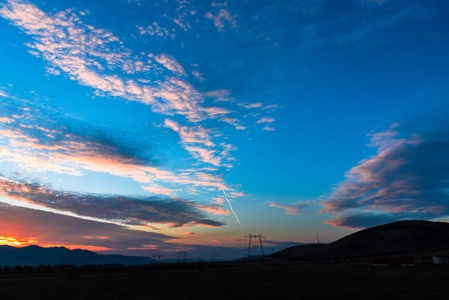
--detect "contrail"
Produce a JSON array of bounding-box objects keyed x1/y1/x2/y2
[
  {"x1": 214, "y1": 174, "x2": 240, "y2": 224},
  {"x1": 5, "y1": 96, "x2": 112, "y2": 130}
]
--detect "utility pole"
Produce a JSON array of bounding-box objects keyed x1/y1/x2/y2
[
  {"x1": 177, "y1": 251, "x2": 187, "y2": 263},
  {"x1": 152, "y1": 254, "x2": 163, "y2": 262},
  {"x1": 245, "y1": 233, "x2": 266, "y2": 257},
  {"x1": 316, "y1": 232, "x2": 320, "y2": 244}
]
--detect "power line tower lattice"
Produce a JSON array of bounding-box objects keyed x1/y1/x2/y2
[
  {"x1": 152, "y1": 254, "x2": 163, "y2": 262},
  {"x1": 245, "y1": 233, "x2": 266, "y2": 258},
  {"x1": 177, "y1": 251, "x2": 187, "y2": 263}
]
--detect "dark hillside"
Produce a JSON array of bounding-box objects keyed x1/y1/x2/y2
[
  {"x1": 0, "y1": 245, "x2": 155, "y2": 266},
  {"x1": 272, "y1": 220, "x2": 449, "y2": 260}
]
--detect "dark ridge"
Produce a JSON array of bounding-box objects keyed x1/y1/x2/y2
[
  {"x1": 271, "y1": 220, "x2": 449, "y2": 261},
  {"x1": 0, "y1": 245, "x2": 156, "y2": 266}
]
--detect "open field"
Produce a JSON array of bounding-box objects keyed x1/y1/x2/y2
[{"x1": 1, "y1": 261, "x2": 449, "y2": 299}]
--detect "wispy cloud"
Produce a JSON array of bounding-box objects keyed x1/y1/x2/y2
[
  {"x1": 0, "y1": 178, "x2": 225, "y2": 228},
  {"x1": 238, "y1": 102, "x2": 263, "y2": 109},
  {"x1": 142, "y1": 184, "x2": 178, "y2": 196},
  {"x1": 0, "y1": 99, "x2": 237, "y2": 197},
  {"x1": 269, "y1": 201, "x2": 314, "y2": 215},
  {"x1": 256, "y1": 117, "x2": 275, "y2": 124},
  {"x1": 184, "y1": 146, "x2": 224, "y2": 167},
  {"x1": 164, "y1": 118, "x2": 237, "y2": 167},
  {"x1": 324, "y1": 120, "x2": 449, "y2": 228},
  {"x1": 153, "y1": 53, "x2": 187, "y2": 77},
  {"x1": 164, "y1": 119, "x2": 214, "y2": 147},
  {"x1": 0, "y1": 202, "x2": 174, "y2": 251},
  {"x1": 205, "y1": 8, "x2": 237, "y2": 32},
  {"x1": 137, "y1": 23, "x2": 171, "y2": 38},
  {"x1": 0, "y1": 0, "x2": 234, "y2": 123}
]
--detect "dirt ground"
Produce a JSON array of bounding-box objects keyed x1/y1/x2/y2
[{"x1": 1, "y1": 261, "x2": 449, "y2": 299}]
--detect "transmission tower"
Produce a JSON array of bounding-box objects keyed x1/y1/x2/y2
[
  {"x1": 245, "y1": 233, "x2": 266, "y2": 257},
  {"x1": 152, "y1": 254, "x2": 163, "y2": 262},
  {"x1": 177, "y1": 251, "x2": 187, "y2": 262}
]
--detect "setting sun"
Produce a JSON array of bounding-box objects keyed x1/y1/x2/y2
[{"x1": 0, "y1": 236, "x2": 37, "y2": 247}]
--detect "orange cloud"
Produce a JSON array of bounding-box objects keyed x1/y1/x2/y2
[{"x1": 190, "y1": 203, "x2": 230, "y2": 215}]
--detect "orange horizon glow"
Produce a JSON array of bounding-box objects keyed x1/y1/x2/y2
[
  {"x1": 0, "y1": 236, "x2": 112, "y2": 251},
  {"x1": 0, "y1": 236, "x2": 38, "y2": 247},
  {"x1": 47, "y1": 244, "x2": 113, "y2": 251}
]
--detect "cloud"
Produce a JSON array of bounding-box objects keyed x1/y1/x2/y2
[
  {"x1": 326, "y1": 213, "x2": 403, "y2": 229},
  {"x1": 256, "y1": 117, "x2": 275, "y2": 123},
  {"x1": 0, "y1": 202, "x2": 173, "y2": 251},
  {"x1": 0, "y1": 0, "x2": 234, "y2": 123},
  {"x1": 184, "y1": 146, "x2": 224, "y2": 167},
  {"x1": 137, "y1": 22, "x2": 171, "y2": 38},
  {"x1": 220, "y1": 117, "x2": 246, "y2": 130},
  {"x1": 0, "y1": 177, "x2": 226, "y2": 228},
  {"x1": 207, "y1": 90, "x2": 233, "y2": 102},
  {"x1": 205, "y1": 8, "x2": 237, "y2": 32},
  {"x1": 163, "y1": 118, "x2": 237, "y2": 167},
  {"x1": 0, "y1": 99, "x2": 242, "y2": 203},
  {"x1": 269, "y1": 201, "x2": 314, "y2": 216},
  {"x1": 0, "y1": 0, "x2": 251, "y2": 217},
  {"x1": 0, "y1": 117, "x2": 15, "y2": 123},
  {"x1": 189, "y1": 203, "x2": 230, "y2": 216},
  {"x1": 238, "y1": 102, "x2": 263, "y2": 109},
  {"x1": 0, "y1": 106, "x2": 164, "y2": 182},
  {"x1": 324, "y1": 120, "x2": 449, "y2": 228},
  {"x1": 142, "y1": 184, "x2": 178, "y2": 196},
  {"x1": 164, "y1": 119, "x2": 214, "y2": 147},
  {"x1": 153, "y1": 53, "x2": 187, "y2": 77}
]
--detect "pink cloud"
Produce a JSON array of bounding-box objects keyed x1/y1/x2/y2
[
  {"x1": 190, "y1": 203, "x2": 230, "y2": 216},
  {"x1": 205, "y1": 9, "x2": 237, "y2": 32},
  {"x1": 164, "y1": 119, "x2": 215, "y2": 147},
  {"x1": 153, "y1": 53, "x2": 187, "y2": 76},
  {"x1": 257, "y1": 117, "x2": 275, "y2": 123},
  {"x1": 0, "y1": 0, "x2": 240, "y2": 125}
]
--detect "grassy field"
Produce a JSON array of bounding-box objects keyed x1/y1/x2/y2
[{"x1": 1, "y1": 261, "x2": 449, "y2": 299}]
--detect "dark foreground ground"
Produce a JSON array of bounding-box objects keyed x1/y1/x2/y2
[{"x1": 1, "y1": 261, "x2": 449, "y2": 299}]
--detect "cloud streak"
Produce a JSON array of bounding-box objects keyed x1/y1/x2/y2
[
  {"x1": 0, "y1": 202, "x2": 173, "y2": 251},
  {"x1": 0, "y1": 98, "x2": 242, "y2": 200},
  {"x1": 0, "y1": 177, "x2": 225, "y2": 228},
  {"x1": 269, "y1": 201, "x2": 314, "y2": 216},
  {"x1": 324, "y1": 121, "x2": 449, "y2": 228}
]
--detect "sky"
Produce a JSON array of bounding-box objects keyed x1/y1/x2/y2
[{"x1": 0, "y1": 0, "x2": 449, "y2": 260}]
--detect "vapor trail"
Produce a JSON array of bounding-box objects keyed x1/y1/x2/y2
[
  {"x1": 215, "y1": 174, "x2": 240, "y2": 224},
  {"x1": 6, "y1": 96, "x2": 112, "y2": 130}
]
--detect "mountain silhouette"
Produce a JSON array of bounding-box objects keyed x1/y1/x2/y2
[
  {"x1": 272, "y1": 220, "x2": 449, "y2": 261},
  {"x1": 0, "y1": 245, "x2": 156, "y2": 266}
]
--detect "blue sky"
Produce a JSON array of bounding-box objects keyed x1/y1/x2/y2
[{"x1": 0, "y1": 0, "x2": 448, "y2": 259}]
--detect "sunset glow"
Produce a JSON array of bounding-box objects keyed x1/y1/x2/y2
[{"x1": 0, "y1": 236, "x2": 37, "y2": 247}]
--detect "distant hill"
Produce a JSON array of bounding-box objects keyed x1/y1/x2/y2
[
  {"x1": 0, "y1": 245, "x2": 156, "y2": 266},
  {"x1": 271, "y1": 220, "x2": 449, "y2": 261}
]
